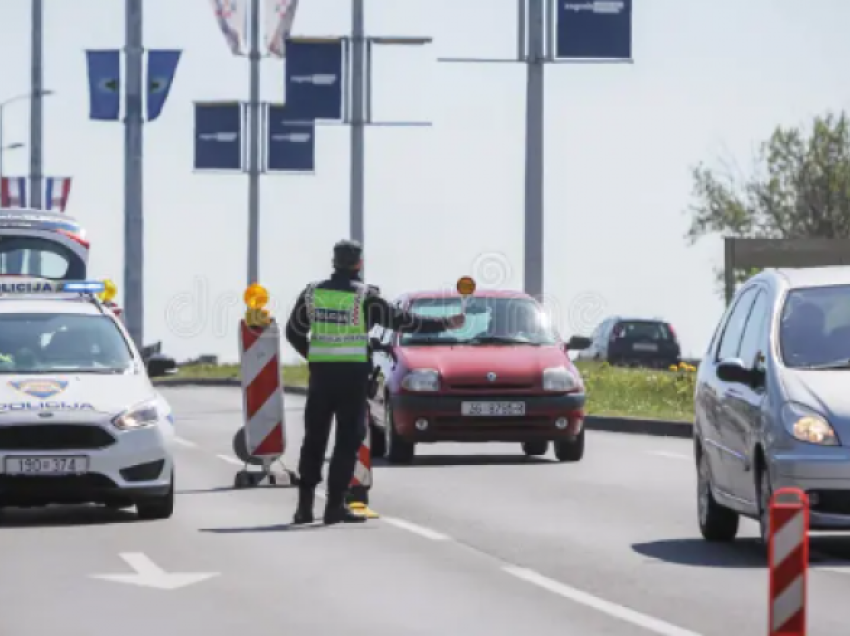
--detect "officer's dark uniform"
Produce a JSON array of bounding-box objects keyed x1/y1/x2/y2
[{"x1": 285, "y1": 240, "x2": 461, "y2": 524}]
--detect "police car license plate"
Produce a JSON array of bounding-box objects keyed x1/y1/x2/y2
[
  {"x1": 4, "y1": 456, "x2": 89, "y2": 475},
  {"x1": 461, "y1": 401, "x2": 526, "y2": 416}
]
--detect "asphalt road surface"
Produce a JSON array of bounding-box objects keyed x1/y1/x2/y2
[{"x1": 3, "y1": 387, "x2": 850, "y2": 635}]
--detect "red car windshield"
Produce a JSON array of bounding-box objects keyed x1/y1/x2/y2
[{"x1": 401, "y1": 297, "x2": 558, "y2": 346}]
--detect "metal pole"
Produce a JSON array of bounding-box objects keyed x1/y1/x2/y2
[
  {"x1": 350, "y1": 0, "x2": 366, "y2": 257},
  {"x1": 523, "y1": 0, "x2": 545, "y2": 299},
  {"x1": 124, "y1": 0, "x2": 145, "y2": 347},
  {"x1": 247, "y1": 0, "x2": 261, "y2": 285},
  {"x1": 29, "y1": 0, "x2": 43, "y2": 210}
]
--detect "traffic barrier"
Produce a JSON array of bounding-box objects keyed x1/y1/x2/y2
[
  {"x1": 346, "y1": 408, "x2": 379, "y2": 518},
  {"x1": 769, "y1": 487, "x2": 809, "y2": 636},
  {"x1": 232, "y1": 284, "x2": 297, "y2": 489}
]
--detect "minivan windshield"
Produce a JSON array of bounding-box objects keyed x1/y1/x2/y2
[
  {"x1": 0, "y1": 237, "x2": 86, "y2": 279},
  {"x1": 780, "y1": 284, "x2": 850, "y2": 368},
  {"x1": 400, "y1": 297, "x2": 558, "y2": 346},
  {"x1": 0, "y1": 313, "x2": 133, "y2": 374}
]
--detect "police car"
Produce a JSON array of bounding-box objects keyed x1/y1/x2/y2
[
  {"x1": 0, "y1": 279, "x2": 176, "y2": 520},
  {"x1": 0, "y1": 208, "x2": 89, "y2": 279}
]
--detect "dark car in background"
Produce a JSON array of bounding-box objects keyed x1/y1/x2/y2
[{"x1": 575, "y1": 316, "x2": 681, "y2": 369}]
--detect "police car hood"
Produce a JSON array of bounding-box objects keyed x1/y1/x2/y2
[{"x1": 0, "y1": 373, "x2": 156, "y2": 419}]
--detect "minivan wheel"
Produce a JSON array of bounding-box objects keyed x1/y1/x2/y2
[
  {"x1": 757, "y1": 466, "x2": 773, "y2": 546},
  {"x1": 697, "y1": 451, "x2": 738, "y2": 542},
  {"x1": 384, "y1": 399, "x2": 415, "y2": 464}
]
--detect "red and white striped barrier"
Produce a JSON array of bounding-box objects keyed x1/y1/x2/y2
[
  {"x1": 240, "y1": 319, "x2": 285, "y2": 456},
  {"x1": 346, "y1": 409, "x2": 378, "y2": 518},
  {"x1": 232, "y1": 318, "x2": 297, "y2": 488},
  {"x1": 769, "y1": 487, "x2": 809, "y2": 636}
]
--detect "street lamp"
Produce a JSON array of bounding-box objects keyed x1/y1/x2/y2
[{"x1": 0, "y1": 89, "x2": 55, "y2": 179}]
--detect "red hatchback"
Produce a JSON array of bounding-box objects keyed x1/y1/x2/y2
[{"x1": 367, "y1": 289, "x2": 592, "y2": 464}]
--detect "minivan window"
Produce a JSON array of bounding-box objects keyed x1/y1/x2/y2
[
  {"x1": 0, "y1": 237, "x2": 85, "y2": 279},
  {"x1": 612, "y1": 320, "x2": 674, "y2": 341},
  {"x1": 716, "y1": 288, "x2": 757, "y2": 361},
  {"x1": 737, "y1": 291, "x2": 769, "y2": 367},
  {"x1": 780, "y1": 284, "x2": 850, "y2": 368}
]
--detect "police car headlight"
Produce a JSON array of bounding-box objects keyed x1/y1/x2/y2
[
  {"x1": 112, "y1": 400, "x2": 160, "y2": 430},
  {"x1": 543, "y1": 366, "x2": 579, "y2": 392},
  {"x1": 401, "y1": 369, "x2": 440, "y2": 392}
]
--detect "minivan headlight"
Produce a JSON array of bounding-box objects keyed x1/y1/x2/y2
[
  {"x1": 112, "y1": 400, "x2": 159, "y2": 430},
  {"x1": 401, "y1": 369, "x2": 440, "y2": 392},
  {"x1": 782, "y1": 403, "x2": 839, "y2": 446},
  {"x1": 543, "y1": 366, "x2": 579, "y2": 392}
]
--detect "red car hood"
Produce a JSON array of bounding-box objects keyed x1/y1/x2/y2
[{"x1": 399, "y1": 345, "x2": 570, "y2": 385}]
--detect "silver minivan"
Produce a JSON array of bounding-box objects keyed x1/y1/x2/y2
[
  {"x1": 695, "y1": 266, "x2": 850, "y2": 543},
  {"x1": 0, "y1": 208, "x2": 89, "y2": 279}
]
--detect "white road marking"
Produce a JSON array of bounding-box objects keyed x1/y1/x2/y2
[
  {"x1": 503, "y1": 566, "x2": 702, "y2": 636},
  {"x1": 91, "y1": 553, "x2": 219, "y2": 590},
  {"x1": 381, "y1": 517, "x2": 450, "y2": 541},
  {"x1": 172, "y1": 436, "x2": 196, "y2": 448},
  {"x1": 649, "y1": 451, "x2": 690, "y2": 461},
  {"x1": 216, "y1": 454, "x2": 243, "y2": 466}
]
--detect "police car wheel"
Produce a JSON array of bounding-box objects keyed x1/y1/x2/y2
[{"x1": 136, "y1": 473, "x2": 174, "y2": 521}]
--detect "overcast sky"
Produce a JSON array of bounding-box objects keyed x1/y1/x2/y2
[{"x1": 1, "y1": 0, "x2": 848, "y2": 363}]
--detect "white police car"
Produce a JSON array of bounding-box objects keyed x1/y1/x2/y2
[{"x1": 0, "y1": 279, "x2": 175, "y2": 520}]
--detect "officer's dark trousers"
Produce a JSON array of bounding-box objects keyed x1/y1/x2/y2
[{"x1": 299, "y1": 363, "x2": 369, "y2": 499}]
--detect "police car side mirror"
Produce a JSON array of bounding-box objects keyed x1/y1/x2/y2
[{"x1": 147, "y1": 355, "x2": 176, "y2": 378}]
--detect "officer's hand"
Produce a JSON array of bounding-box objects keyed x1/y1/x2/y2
[{"x1": 445, "y1": 314, "x2": 466, "y2": 330}]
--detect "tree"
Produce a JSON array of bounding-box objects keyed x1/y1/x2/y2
[{"x1": 684, "y1": 110, "x2": 850, "y2": 293}]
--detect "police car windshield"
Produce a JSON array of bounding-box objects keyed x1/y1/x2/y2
[
  {"x1": 401, "y1": 297, "x2": 558, "y2": 346},
  {"x1": 0, "y1": 313, "x2": 132, "y2": 374}
]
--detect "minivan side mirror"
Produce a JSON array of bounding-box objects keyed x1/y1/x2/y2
[
  {"x1": 565, "y1": 335, "x2": 592, "y2": 351},
  {"x1": 716, "y1": 358, "x2": 751, "y2": 385}
]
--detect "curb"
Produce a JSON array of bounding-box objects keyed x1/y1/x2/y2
[{"x1": 154, "y1": 379, "x2": 692, "y2": 438}]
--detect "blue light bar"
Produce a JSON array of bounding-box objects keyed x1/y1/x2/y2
[{"x1": 0, "y1": 279, "x2": 105, "y2": 294}]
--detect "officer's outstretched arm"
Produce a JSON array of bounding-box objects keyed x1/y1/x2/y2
[{"x1": 365, "y1": 293, "x2": 458, "y2": 335}]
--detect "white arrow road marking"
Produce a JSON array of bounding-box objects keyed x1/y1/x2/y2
[{"x1": 91, "y1": 553, "x2": 219, "y2": 590}]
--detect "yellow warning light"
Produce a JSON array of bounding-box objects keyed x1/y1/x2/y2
[
  {"x1": 456, "y1": 276, "x2": 476, "y2": 296},
  {"x1": 99, "y1": 279, "x2": 117, "y2": 303},
  {"x1": 244, "y1": 283, "x2": 269, "y2": 309}
]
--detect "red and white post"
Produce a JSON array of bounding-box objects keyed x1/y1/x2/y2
[
  {"x1": 346, "y1": 409, "x2": 379, "y2": 518},
  {"x1": 232, "y1": 316, "x2": 297, "y2": 488},
  {"x1": 769, "y1": 487, "x2": 809, "y2": 636}
]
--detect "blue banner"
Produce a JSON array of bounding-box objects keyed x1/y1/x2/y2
[
  {"x1": 85, "y1": 50, "x2": 121, "y2": 121},
  {"x1": 284, "y1": 40, "x2": 343, "y2": 121},
  {"x1": 556, "y1": 0, "x2": 632, "y2": 59},
  {"x1": 266, "y1": 106, "x2": 315, "y2": 172},
  {"x1": 193, "y1": 102, "x2": 243, "y2": 171},
  {"x1": 146, "y1": 50, "x2": 182, "y2": 122}
]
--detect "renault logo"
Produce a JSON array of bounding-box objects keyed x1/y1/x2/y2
[{"x1": 487, "y1": 372, "x2": 497, "y2": 381}]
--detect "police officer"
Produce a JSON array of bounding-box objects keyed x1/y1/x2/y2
[{"x1": 285, "y1": 239, "x2": 465, "y2": 524}]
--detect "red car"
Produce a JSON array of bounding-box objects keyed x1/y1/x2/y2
[{"x1": 366, "y1": 288, "x2": 592, "y2": 464}]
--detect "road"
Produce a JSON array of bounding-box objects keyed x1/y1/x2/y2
[{"x1": 3, "y1": 387, "x2": 850, "y2": 635}]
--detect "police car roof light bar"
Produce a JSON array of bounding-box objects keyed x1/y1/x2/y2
[{"x1": 0, "y1": 279, "x2": 105, "y2": 296}]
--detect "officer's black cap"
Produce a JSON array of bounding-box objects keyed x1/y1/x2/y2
[{"x1": 333, "y1": 239, "x2": 363, "y2": 269}]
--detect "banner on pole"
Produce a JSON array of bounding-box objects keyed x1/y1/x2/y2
[
  {"x1": 284, "y1": 39, "x2": 343, "y2": 121},
  {"x1": 193, "y1": 102, "x2": 244, "y2": 171},
  {"x1": 0, "y1": 177, "x2": 27, "y2": 208},
  {"x1": 265, "y1": 0, "x2": 299, "y2": 57},
  {"x1": 266, "y1": 105, "x2": 315, "y2": 172},
  {"x1": 556, "y1": 0, "x2": 632, "y2": 60},
  {"x1": 208, "y1": 0, "x2": 248, "y2": 56},
  {"x1": 146, "y1": 50, "x2": 182, "y2": 122},
  {"x1": 44, "y1": 177, "x2": 72, "y2": 212},
  {"x1": 85, "y1": 50, "x2": 121, "y2": 121}
]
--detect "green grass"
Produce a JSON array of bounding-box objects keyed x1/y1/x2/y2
[{"x1": 164, "y1": 360, "x2": 695, "y2": 422}]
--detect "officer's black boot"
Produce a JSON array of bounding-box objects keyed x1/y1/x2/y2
[
  {"x1": 323, "y1": 492, "x2": 366, "y2": 525},
  {"x1": 292, "y1": 485, "x2": 315, "y2": 524}
]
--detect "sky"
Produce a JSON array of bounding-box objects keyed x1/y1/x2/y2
[{"x1": 1, "y1": 0, "x2": 850, "y2": 364}]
